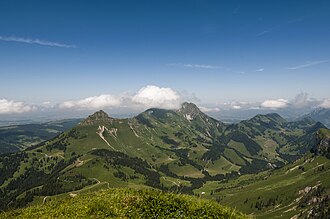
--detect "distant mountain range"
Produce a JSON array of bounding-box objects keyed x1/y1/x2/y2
[
  {"x1": 1, "y1": 107, "x2": 328, "y2": 155},
  {"x1": 1, "y1": 102, "x2": 328, "y2": 215},
  {"x1": 0, "y1": 119, "x2": 81, "y2": 154},
  {"x1": 301, "y1": 107, "x2": 330, "y2": 128}
]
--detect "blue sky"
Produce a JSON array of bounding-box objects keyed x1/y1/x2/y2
[{"x1": 0, "y1": 0, "x2": 330, "y2": 116}]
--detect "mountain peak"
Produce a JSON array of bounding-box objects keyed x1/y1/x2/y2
[
  {"x1": 177, "y1": 102, "x2": 208, "y2": 122},
  {"x1": 94, "y1": 109, "x2": 108, "y2": 115},
  {"x1": 179, "y1": 102, "x2": 201, "y2": 113},
  {"x1": 79, "y1": 110, "x2": 113, "y2": 126}
]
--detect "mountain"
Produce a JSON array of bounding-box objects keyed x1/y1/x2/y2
[
  {"x1": 302, "y1": 108, "x2": 330, "y2": 128},
  {"x1": 0, "y1": 119, "x2": 82, "y2": 155},
  {"x1": 196, "y1": 130, "x2": 330, "y2": 218},
  {"x1": 0, "y1": 102, "x2": 327, "y2": 214},
  {"x1": 208, "y1": 107, "x2": 312, "y2": 124},
  {"x1": 195, "y1": 154, "x2": 330, "y2": 218}
]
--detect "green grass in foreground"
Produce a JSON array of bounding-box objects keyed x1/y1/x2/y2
[{"x1": 0, "y1": 188, "x2": 248, "y2": 219}]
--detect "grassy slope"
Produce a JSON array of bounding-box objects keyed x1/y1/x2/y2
[
  {"x1": 319, "y1": 128, "x2": 330, "y2": 138},
  {"x1": 0, "y1": 188, "x2": 248, "y2": 219},
  {"x1": 194, "y1": 155, "x2": 330, "y2": 218}
]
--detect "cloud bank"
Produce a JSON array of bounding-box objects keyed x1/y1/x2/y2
[
  {"x1": 199, "y1": 106, "x2": 220, "y2": 112},
  {"x1": 0, "y1": 36, "x2": 76, "y2": 48},
  {"x1": 59, "y1": 89, "x2": 325, "y2": 113},
  {"x1": 0, "y1": 99, "x2": 36, "y2": 114},
  {"x1": 261, "y1": 99, "x2": 289, "y2": 109},
  {"x1": 260, "y1": 93, "x2": 326, "y2": 110},
  {"x1": 291, "y1": 92, "x2": 319, "y2": 108},
  {"x1": 59, "y1": 85, "x2": 183, "y2": 111},
  {"x1": 60, "y1": 94, "x2": 122, "y2": 110},
  {"x1": 319, "y1": 99, "x2": 330, "y2": 109},
  {"x1": 1, "y1": 87, "x2": 329, "y2": 116}
]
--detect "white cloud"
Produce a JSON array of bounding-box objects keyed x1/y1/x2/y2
[
  {"x1": 60, "y1": 94, "x2": 122, "y2": 110},
  {"x1": 0, "y1": 36, "x2": 76, "y2": 48},
  {"x1": 256, "y1": 68, "x2": 264, "y2": 72},
  {"x1": 59, "y1": 85, "x2": 183, "y2": 111},
  {"x1": 199, "y1": 106, "x2": 220, "y2": 112},
  {"x1": 291, "y1": 92, "x2": 320, "y2": 108},
  {"x1": 257, "y1": 93, "x2": 323, "y2": 110},
  {"x1": 168, "y1": 63, "x2": 221, "y2": 69},
  {"x1": 132, "y1": 85, "x2": 182, "y2": 109},
  {"x1": 223, "y1": 101, "x2": 251, "y2": 109},
  {"x1": 232, "y1": 105, "x2": 241, "y2": 109},
  {"x1": 249, "y1": 106, "x2": 261, "y2": 110},
  {"x1": 319, "y1": 99, "x2": 330, "y2": 109},
  {"x1": 0, "y1": 99, "x2": 36, "y2": 114},
  {"x1": 287, "y1": 60, "x2": 328, "y2": 70},
  {"x1": 292, "y1": 92, "x2": 309, "y2": 108},
  {"x1": 261, "y1": 99, "x2": 289, "y2": 109}
]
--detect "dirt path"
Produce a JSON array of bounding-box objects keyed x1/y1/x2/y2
[
  {"x1": 162, "y1": 177, "x2": 180, "y2": 186},
  {"x1": 204, "y1": 160, "x2": 210, "y2": 168},
  {"x1": 43, "y1": 196, "x2": 48, "y2": 204},
  {"x1": 73, "y1": 158, "x2": 84, "y2": 167},
  {"x1": 285, "y1": 165, "x2": 299, "y2": 174},
  {"x1": 91, "y1": 178, "x2": 101, "y2": 184},
  {"x1": 43, "y1": 178, "x2": 108, "y2": 202},
  {"x1": 40, "y1": 152, "x2": 64, "y2": 159}
]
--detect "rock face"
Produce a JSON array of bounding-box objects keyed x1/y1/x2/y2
[
  {"x1": 79, "y1": 110, "x2": 113, "y2": 126},
  {"x1": 316, "y1": 137, "x2": 330, "y2": 158},
  {"x1": 313, "y1": 129, "x2": 330, "y2": 159},
  {"x1": 178, "y1": 102, "x2": 202, "y2": 116}
]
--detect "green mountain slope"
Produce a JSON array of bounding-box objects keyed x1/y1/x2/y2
[
  {"x1": 0, "y1": 102, "x2": 326, "y2": 213},
  {"x1": 0, "y1": 119, "x2": 81, "y2": 154},
  {"x1": 0, "y1": 188, "x2": 247, "y2": 219},
  {"x1": 195, "y1": 154, "x2": 330, "y2": 218}
]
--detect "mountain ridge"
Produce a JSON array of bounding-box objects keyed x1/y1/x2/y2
[
  {"x1": 300, "y1": 107, "x2": 330, "y2": 128},
  {"x1": 0, "y1": 102, "x2": 328, "y2": 215}
]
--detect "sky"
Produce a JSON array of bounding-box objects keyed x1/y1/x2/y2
[{"x1": 0, "y1": 0, "x2": 330, "y2": 118}]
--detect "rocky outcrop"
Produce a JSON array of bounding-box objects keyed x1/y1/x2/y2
[
  {"x1": 79, "y1": 110, "x2": 113, "y2": 126},
  {"x1": 312, "y1": 129, "x2": 330, "y2": 159}
]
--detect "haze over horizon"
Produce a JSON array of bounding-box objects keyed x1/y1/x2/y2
[{"x1": 1, "y1": 0, "x2": 330, "y2": 118}]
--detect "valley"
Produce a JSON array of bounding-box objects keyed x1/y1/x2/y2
[{"x1": 0, "y1": 119, "x2": 81, "y2": 154}]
